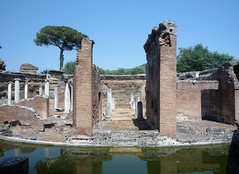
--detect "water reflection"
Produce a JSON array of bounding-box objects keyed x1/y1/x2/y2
[{"x1": 0, "y1": 140, "x2": 231, "y2": 174}]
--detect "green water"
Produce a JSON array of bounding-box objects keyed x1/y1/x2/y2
[{"x1": 0, "y1": 141, "x2": 231, "y2": 174}]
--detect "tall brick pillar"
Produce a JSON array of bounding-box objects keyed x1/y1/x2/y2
[
  {"x1": 144, "y1": 20, "x2": 177, "y2": 138},
  {"x1": 74, "y1": 38, "x2": 94, "y2": 136}
]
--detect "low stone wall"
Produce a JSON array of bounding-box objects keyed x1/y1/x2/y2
[
  {"x1": 176, "y1": 80, "x2": 219, "y2": 120},
  {"x1": 0, "y1": 105, "x2": 44, "y2": 131},
  {"x1": 17, "y1": 95, "x2": 49, "y2": 119}
]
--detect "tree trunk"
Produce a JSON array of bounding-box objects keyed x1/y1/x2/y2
[{"x1": 59, "y1": 49, "x2": 64, "y2": 71}]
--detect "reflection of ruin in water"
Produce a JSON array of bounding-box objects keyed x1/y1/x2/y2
[{"x1": 0, "y1": 141, "x2": 231, "y2": 174}]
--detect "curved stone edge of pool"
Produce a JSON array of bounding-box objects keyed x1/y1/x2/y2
[{"x1": 0, "y1": 135, "x2": 230, "y2": 148}]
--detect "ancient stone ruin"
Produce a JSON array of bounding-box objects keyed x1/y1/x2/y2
[
  {"x1": 20, "y1": 63, "x2": 38, "y2": 74},
  {"x1": 73, "y1": 38, "x2": 101, "y2": 136},
  {"x1": 144, "y1": 20, "x2": 177, "y2": 138},
  {"x1": 201, "y1": 60, "x2": 239, "y2": 124},
  {"x1": 0, "y1": 20, "x2": 238, "y2": 144}
]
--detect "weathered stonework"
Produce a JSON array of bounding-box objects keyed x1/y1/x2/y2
[
  {"x1": 17, "y1": 95, "x2": 49, "y2": 119},
  {"x1": 201, "y1": 60, "x2": 239, "y2": 124},
  {"x1": 74, "y1": 38, "x2": 94, "y2": 136},
  {"x1": 144, "y1": 20, "x2": 177, "y2": 138},
  {"x1": 92, "y1": 65, "x2": 101, "y2": 125},
  {"x1": 0, "y1": 105, "x2": 44, "y2": 131},
  {"x1": 20, "y1": 63, "x2": 38, "y2": 74},
  {"x1": 177, "y1": 81, "x2": 219, "y2": 120}
]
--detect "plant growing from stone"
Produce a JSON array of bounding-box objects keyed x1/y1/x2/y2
[{"x1": 34, "y1": 26, "x2": 87, "y2": 71}]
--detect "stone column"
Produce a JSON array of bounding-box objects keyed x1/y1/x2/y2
[
  {"x1": 112, "y1": 97, "x2": 115, "y2": 110},
  {"x1": 24, "y1": 79, "x2": 28, "y2": 99},
  {"x1": 8, "y1": 81, "x2": 12, "y2": 105},
  {"x1": 54, "y1": 86, "x2": 58, "y2": 110},
  {"x1": 130, "y1": 93, "x2": 135, "y2": 111},
  {"x1": 107, "y1": 88, "x2": 112, "y2": 116},
  {"x1": 70, "y1": 84, "x2": 73, "y2": 111},
  {"x1": 137, "y1": 101, "x2": 144, "y2": 121},
  {"x1": 14, "y1": 78, "x2": 20, "y2": 103},
  {"x1": 104, "y1": 103, "x2": 112, "y2": 121},
  {"x1": 64, "y1": 82, "x2": 70, "y2": 113},
  {"x1": 44, "y1": 79, "x2": 49, "y2": 97},
  {"x1": 39, "y1": 86, "x2": 43, "y2": 96}
]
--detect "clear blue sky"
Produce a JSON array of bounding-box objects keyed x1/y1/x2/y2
[{"x1": 0, "y1": 0, "x2": 238, "y2": 72}]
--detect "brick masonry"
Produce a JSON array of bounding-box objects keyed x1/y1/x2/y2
[
  {"x1": 92, "y1": 65, "x2": 101, "y2": 125},
  {"x1": 74, "y1": 38, "x2": 101, "y2": 136},
  {"x1": 177, "y1": 81, "x2": 218, "y2": 120},
  {"x1": 201, "y1": 60, "x2": 239, "y2": 124},
  {"x1": 144, "y1": 20, "x2": 177, "y2": 138},
  {"x1": 0, "y1": 105, "x2": 44, "y2": 131},
  {"x1": 17, "y1": 95, "x2": 49, "y2": 119}
]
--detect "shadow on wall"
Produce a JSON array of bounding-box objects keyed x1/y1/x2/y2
[{"x1": 201, "y1": 61, "x2": 239, "y2": 125}]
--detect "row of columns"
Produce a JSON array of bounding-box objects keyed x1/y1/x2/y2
[
  {"x1": 6, "y1": 78, "x2": 73, "y2": 114},
  {"x1": 54, "y1": 81, "x2": 73, "y2": 113},
  {"x1": 104, "y1": 89, "x2": 143, "y2": 121},
  {"x1": 7, "y1": 78, "x2": 49, "y2": 105},
  {"x1": 7, "y1": 78, "x2": 26, "y2": 105}
]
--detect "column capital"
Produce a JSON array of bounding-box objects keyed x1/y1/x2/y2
[{"x1": 14, "y1": 78, "x2": 21, "y2": 81}]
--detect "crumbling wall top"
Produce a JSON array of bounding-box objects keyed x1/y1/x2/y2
[{"x1": 144, "y1": 20, "x2": 177, "y2": 54}]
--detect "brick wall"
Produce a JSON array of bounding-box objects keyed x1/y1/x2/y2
[
  {"x1": 0, "y1": 105, "x2": 44, "y2": 131},
  {"x1": 177, "y1": 81, "x2": 219, "y2": 120},
  {"x1": 17, "y1": 95, "x2": 49, "y2": 119},
  {"x1": 144, "y1": 20, "x2": 177, "y2": 138},
  {"x1": 200, "y1": 61, "x2": 239, "y2": 124},
  {"x1": 92, "y1": 65, "x2": 101, "y2": 125},
  {"x1": 74, "y1": 38, "x2": 94, "y2": 136}
]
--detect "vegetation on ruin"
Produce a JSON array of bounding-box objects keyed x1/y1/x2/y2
[
  {"x1": 34, "y1": 26, "x2": 87, "y2": 71},
  {"x1": 177, "y1": 44, "x2": 234, "y2": 72}
]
